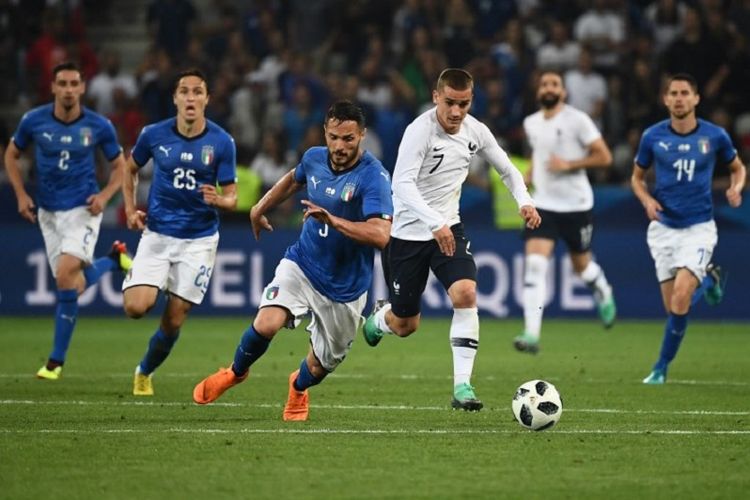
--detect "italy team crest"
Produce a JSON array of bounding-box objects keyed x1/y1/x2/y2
[
  {"x1": 80, "y1": 127, "x2": 93, "y2": 146},
  {"x1": 698, "y1": 138, "x2": 710, "y2": 154},
  {"x1": 265, "y1": 286, "x2": 279, "y2": 300},
  {"x1": 340, "y1": 183, "x2": 356, "y2": 202},
  {"x1": 201, "y1": 145, "x2": 214, "y2": 165}
]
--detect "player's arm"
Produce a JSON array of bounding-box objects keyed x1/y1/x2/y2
[
  {"x1": 200, "y1": 183, "x2": 237, "y2": 211},
  {"x1": 249, "y1": 168, "x2": 304, "y2": 240},
  {"x1": 549, "y1": 137, "x2": 612, "y2": 172},
  {"x1": 630, "y1": 163, "x2": 662, "y2": 221},
  {"x1": 301, "y1": 200, "x2": 391, "y2": 249},
  {"x1": 87, "y1": 153, "x2": 126, "y2": 215},
  {"x1": 725, "y1": 155, "x2": 746, "y2": 208},
  {"x1": 4, "y1": 140, "x2": 36, "y2": 223},
  {"x1": 122, "y1": 155, "x2": 146, "y2": 230}
]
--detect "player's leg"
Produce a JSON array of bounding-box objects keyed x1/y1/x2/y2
[
  {"x1": 433, "y1": 224, "x2": 481, "y2": 411},
  {"x1": 690, "y1": 262, "x2": 725, "y2": 306},
  {"x1": 133, "y1": 294, "x2": 193, "y2": 396},
  {"x1": 563, "y1": 211, "x2": 615, "y2": 328},
  {"x1": 363, "y1": 238, "x2": 429, "y2": 346},
  {"x1": 517, "y1": 237, "x2": 554, "y2": 353}
]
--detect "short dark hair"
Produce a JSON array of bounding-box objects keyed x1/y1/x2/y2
[
  {"x1": 173, "y1": 68, "x2": 209, "y2": 94},
  {"x1": 538, "y1": 69, "x2": 564, "y2": 86},
  {"x1": 52, "y1": 61, "x2": 82, "y2": 80},
  {"x1": 666, "y1": 73, "x2": 699, "y2": 94},
  {"x1": 436, "y1": 68, "x2": 473, "y2": 92},
  {"x1": 325, "y1": 100, "x2": 366, "y2": 129}
]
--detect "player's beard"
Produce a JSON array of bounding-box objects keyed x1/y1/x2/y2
[{"x1": 539, "y1": 93, "x2": 561, "y2": 109}]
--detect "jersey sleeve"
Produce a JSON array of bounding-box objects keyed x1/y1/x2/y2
[
  {"x1": 477, "y1": 123, "x2": 534, "y2": 208},
  {"x1": 98, "y1": 117, "x2": 123, "y2": 161},
  {"x1": 11, "y1": 112, "x2": 34, "y2": 150},
  {"x1": 217, "y1": 134, "x2": 237, "y2": 185},
  {"x1": 576, "y1": 111, "x2": 602, "y2": 146},
  {"x1": 362, "y1": 165, "x2": 394, "y2": 220},
  {"x1": 715, "y1": 128, "x2": 738, "y2": 165},
  {"x1": 131, "y1": 126, "x2": 153, "y2": 167},
  {"x1": 634, "y1": 129, "x2": 654, "y2": 169}
]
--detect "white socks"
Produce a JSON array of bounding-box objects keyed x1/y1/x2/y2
[
  {"x1": 374, "y1": 302, "x2": 394, "y2": 333},
  {"x1": 523, "y1": 254, "x2": 548, "y2": 341},
  {"x1": 450, "y1": 307, "x2": 479, "y2": 386},
  {"x1": 579, "y1": 260, "x2": 612, "y2": 304}
]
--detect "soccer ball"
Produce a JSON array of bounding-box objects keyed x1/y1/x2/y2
[{"x1": 511, "y1": 379, "x2": 563, "y2": 431}]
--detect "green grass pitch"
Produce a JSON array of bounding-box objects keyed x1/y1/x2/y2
[{"x1": 1, "y1": 316, "x2": 748, "y2": 499}]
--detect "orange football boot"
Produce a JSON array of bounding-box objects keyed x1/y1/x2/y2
[
  {"x1": 193, "y1": 365, "x2": 248, "y2": 404},
  {"x1": 282, "y1": 369, "x2": 309, "y2": 421}
]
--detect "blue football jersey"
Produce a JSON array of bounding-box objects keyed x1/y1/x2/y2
[
  {"x1": 635, "y1": 119, "x2": 736, "y2": 228},
  {"x1": 131, "y1": 118, "x2": 237, "y2": 239},
  {"x1": 11, "y1": 104, "x2": 122, "y2": 211},
  {"x1": 285, "y1": 147, "x2": 393, "y2": 302}
]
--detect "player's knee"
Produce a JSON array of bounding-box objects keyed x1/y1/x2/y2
[
  {"x1": 123, "y1": 296, "x2": 151, "y2": 319},
  {"x1": 391, "y1": 315, "x2": 419, "y2": 337}
]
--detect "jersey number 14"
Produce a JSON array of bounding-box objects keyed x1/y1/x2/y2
[{"x1": 673, "y1": 158, "x2": 695, "y2": 182}]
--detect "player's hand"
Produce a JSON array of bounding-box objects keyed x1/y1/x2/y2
[
  {"x1": 301, "y1": 199, "x2": 333, "y2": 226},
  {"x1": 547, "y1": 154, "x2": 571, "y2": 172},
  {"x1": 200, "y1": 184, "x2": 219, "y2": 206},
  {"x1": 17, "y1": 191, "x2": 37, "y2": 224},
  {"x1": 520, "y1": 205, "x2": 541, "y2": 229},
  {"x1": 726, "y1": 186, "x2": 742, "y2": 208},
  {"x1": 86, "y1": 193, "x2": 107, "y2": 215},
  {"x1": 250, "y1": 205, "x2": 273, "y2": 240},
  {"x1": 126, "y1": 209, "x2": 147, "y2": 231},
  {"x1": 432, "y1": 225, "x2": 455, "y2": 256},
  {"x1": 643, "y1": 197, "x2": 663, "y2": 221}
]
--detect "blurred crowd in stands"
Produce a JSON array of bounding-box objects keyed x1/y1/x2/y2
[{"x1": 2, "y1": 0, "x2": 749, "y2": 225}]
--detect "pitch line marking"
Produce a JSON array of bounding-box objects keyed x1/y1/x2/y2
[
  {"x1": 0, "y1": 428, "x2": 749, "y2": 436},
  {"x1": 0, "y1": 399, "x2": 747, "y2": 416}
]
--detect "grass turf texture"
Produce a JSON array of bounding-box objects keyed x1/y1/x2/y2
[{"x1": 1, "y1": 316, "x2": 748, "y2": 499}]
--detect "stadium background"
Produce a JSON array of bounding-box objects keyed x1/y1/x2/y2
[{"x1": 1, "y1": 0, "x2": 748, "y2": 318}]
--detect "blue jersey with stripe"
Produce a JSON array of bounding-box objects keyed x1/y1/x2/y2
[
  {"x1": 11, "y1": 104, "x2": 122, "y2": 211},
  {"x1": 635, "y1": 119, "x2": 736, "y2": 228},
  {"x1": 285, "y1": 147, "x2": 393, "y2": 302},
  {"x1": 131, "y1": 118, "x2": 237, "y2": 239}
]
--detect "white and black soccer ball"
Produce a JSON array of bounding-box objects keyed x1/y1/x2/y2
[{"x1": 511, "y1": 379, "x2": 563, "y2": 431}]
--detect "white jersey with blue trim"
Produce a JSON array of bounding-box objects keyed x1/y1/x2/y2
[
  {"x1": 284, "y1": 147, "x2": 394, "y2": 303},
  {"x1": 635, "y1": 118, "x2": 736, "y2": 228},
  {"x1": 11, "y1": 104, "x2": 122, "y2": 211},
  {"x1": 131, "y1": 118, "x2": 237, "y2": 239}
]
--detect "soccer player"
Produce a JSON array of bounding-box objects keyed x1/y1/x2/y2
[
  {"x1": 362, "y1": 68, "x2": 540, "y2": 411},
  {"x1": 4, "y1": 61, "x2": 130, "y2": 380},
  {"x1": 514, "y1": 70, "x2": 616, "y2": 354},
  {"x1": 632, "y1": 73, "x2": 746, "y2": 384},
  {"x1": 193, "y1": 101, "x2": 392, "y2": 421},
  {"x1": 122, "y1": 68, "x2": 237, "y2": 396}
]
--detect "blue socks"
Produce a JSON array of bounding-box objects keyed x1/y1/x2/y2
[
  {"x1": 83, "y1": 256, "x2": 118, "y2": 288},
  {"x1": 654, "y1": 312, "x2": 688, "y2": 372},
  {"x1": 232, "y1": 325, "x2": 271, "y2": 377},
  {"x1": 49, "y1": 289, "x2": 79, "y2": 364},
  {"x1": 138, "y1": 328, "x2": 179, "y2": 375},
  {"x1": 690, "y1": 275, "x2": 714, "y2": 306},
  {"x1": 293, "y1": 358, "x2": 324, "y2": 391}
]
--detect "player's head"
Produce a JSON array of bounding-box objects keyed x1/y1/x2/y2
[
  {"x1": 324, "y1": 100, "x2": 366, "y2": 170},
  {"x1": 51, "y1": 62, "x2": 85, "y2": 111},
  {"x1": 537, "y1": 70, "x2": 566, "y2": 110},
  {"x1": 173, "y1": 68, "x2": 210, "y2": 124},
  {"x1": 663, "y1": 73, "x2": 699, "y2": 120},
  {"x1": 433, "y1": 68, "x2": 473, "y2": 134}
]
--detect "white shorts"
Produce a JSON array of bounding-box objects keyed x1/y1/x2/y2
[
  {"x1": 260, "y1": 258, "x2": 367, "y2": 372},
  {"x1": 38, "y1": 206, "x2": 103, "y2": 276},
  {"x1": 647, "y1": 220, "x2": 717, "y2": 283},
  {"x1": 123, "y1": 229, "x2": 219, "y2": 305}
]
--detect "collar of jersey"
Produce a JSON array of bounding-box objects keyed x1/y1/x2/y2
[
  {"x1": 50, "y1": 107, "x2": 86, "y2": 126},
  {"x1": 327, "y1": 152, "x2": 363, "y2": 176},
  {"x1": 667, "y1": 121, "x2": 700, "y2": 137},
  {"x1": 171, "y1": 121, "x2": 210, "y2": 141}
]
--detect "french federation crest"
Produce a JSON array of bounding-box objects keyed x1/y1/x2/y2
[
  {"x1": 80, "y1": 127, "x2": 93, "y2": 146},
  {"x1": 698, "y1": 137, "x2": 710, "y2": 154},
  {"x1": 340, "y1": 183, "x2": 356, "y2": 202},
  {"x1": 201, "y1": 145, "x2": 214, "y2": 165},
  {"x1": 265, "y1": 286, "x2": 279, "y2": 300}
]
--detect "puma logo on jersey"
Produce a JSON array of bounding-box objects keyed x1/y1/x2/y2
[
  {"x1": 311, "y1": 176, "x2": 321, "y2": 189},
  {"x1": 658, "y1": 141, "x2": 670, "y2": 151},
  {"x1": 42, "y1": 132, "x2": 54, "y2": 141},
  {"x1": 380, "y1": 171, "x2": 390, "y2": 181},
  {"x1": 159, "y1": 145, "x2": 172, "y2": 157}
]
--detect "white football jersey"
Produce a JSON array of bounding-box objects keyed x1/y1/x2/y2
[
  {"x1": 391, "y1": 107, "x2": 533, "y2": 241},
  {"x1": 523, "y1": 104, "x2": 601, "y2": 212}
]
